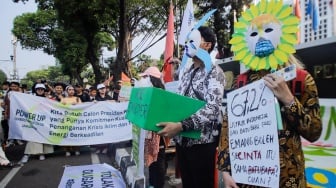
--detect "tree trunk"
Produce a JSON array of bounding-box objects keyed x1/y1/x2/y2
[
  {"x1": 213, "y1": 1, "x2": 226, "y2": 59},
  {"x1": 115, "y1": 0, "x2": 131, "y2": 82},
  {"x1": 87, "y1": 40, "x2": 103, "y2": 84}
]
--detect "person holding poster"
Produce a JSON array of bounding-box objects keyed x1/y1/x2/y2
[
  {"x1": 21, "y1": 84, "x2": 54, "y2": 163},
  {"x1": 51, "y1": 82, "x2": 65, "y2": 102},
  {"x1": 3, "y1": 81, "x2": 23, "y2": 147},
  {"x1": 94, "y1": 83, "x2": 114, "y2": 154},
  {"x1": 217, "y1": 1, "x2": 322, "y2": 187},
  {"x1": 61, "y1": 85, "x2": 82, "y2": 157},
  {"x1": 157, "y1": 26, "x2": 225, "y2": 188}
]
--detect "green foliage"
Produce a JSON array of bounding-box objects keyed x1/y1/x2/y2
[
  {"x1": 21, "y1": 65, "x2": 70, "y2": 89},
  {"x1": 0, "y1": 70, "x2": 8, "y2": 84},
  {"x1": 12, "y1": 0, "x2": 116, "y2": 84},
  {"x1": 12, "y1": 10, "x2": 57, "y2": 54}
]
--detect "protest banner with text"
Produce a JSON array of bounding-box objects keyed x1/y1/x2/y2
[
  {"x1": 58, "y1": 163, "x2": 126, "y2": 188},
  {"x1": 9, "y1": 92, "x2": 132, "y2": 145}
]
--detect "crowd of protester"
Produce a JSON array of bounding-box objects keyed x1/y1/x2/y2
[{"x1": 0, "y1": 78, "x2": 124, "y2": 166}]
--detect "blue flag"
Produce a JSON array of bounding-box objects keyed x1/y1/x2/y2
[{"x1": 306, "y1": 0, "x2": 320, "y2": 31}]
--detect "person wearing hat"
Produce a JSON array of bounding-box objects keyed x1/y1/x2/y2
[
  {"x1": 95, "y1": 83, "x2": 113, "y2": 101},
  {"x1": 217, "y1": 1, "x2": 322, "y2": 187},
  {"x1": 21, "y1": 84, "x2": 54, "y2": 163},
  {"x1": 136, "y1": 66, "x2": 168, "y2": 188},
  {"x1": 93, "y1": 83, "x2": 113, "y2": 154}
]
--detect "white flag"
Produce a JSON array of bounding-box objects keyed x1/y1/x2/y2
[{"x1": 178, "y1": 0, "x2": 194, "y2": 45}]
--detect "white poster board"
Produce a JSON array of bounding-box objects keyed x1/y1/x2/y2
[
  {"x1": 58, "y1": 163, "x2": 126, "y2": 188},
  {"x1": 227, "y1": 79, "x2": 280, "y2": 187}
]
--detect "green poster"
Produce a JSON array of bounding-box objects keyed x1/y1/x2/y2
[{"x1": 126, "y1": 87, "x2": 205, "y2": 139}]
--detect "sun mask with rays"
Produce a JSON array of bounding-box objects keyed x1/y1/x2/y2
[{"x1": 229, "y1": 0, "x2": 299, "y2": 71}]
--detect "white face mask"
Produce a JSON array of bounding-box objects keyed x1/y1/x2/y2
[
  {"x1": 246, "y1": 22, "x2": 281, "y2": 57},
  {"x1": 134, "y1": 76, "x2": 153, "y2": 88},
  {"x1": 185, "y1": 29, "x2": 202, "y2": 58}
]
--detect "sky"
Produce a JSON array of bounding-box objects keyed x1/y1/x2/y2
[
  {"x1": 0, "y1": 1, "x2": 55, "y2": 79},
  {"x1": 0, "y1": 1, "x2": 165, "y2": 80}
]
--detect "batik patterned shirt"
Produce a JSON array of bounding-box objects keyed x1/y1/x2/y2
[
  {"x1": 174, "y1": 63, "x2": 225, "y2": 147},
  {"x1": 217, "y1": 70, "x2": 322, "y2": 188}
]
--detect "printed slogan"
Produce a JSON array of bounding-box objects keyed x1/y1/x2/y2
[
  {"x1": 58, "y1": 163, "x2": 126, "y2": 188},
  {"x1": 227, "y1": 79, "x2": 280, "y2": 187},
  {"x1": 9, "y1": 92, "x2": 132, "y2": 145}
]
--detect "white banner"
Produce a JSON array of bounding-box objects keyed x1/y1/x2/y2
[
  {"x1": 58, "y1": 163, "x2": 126, "y2": 188},
  {"x1": 9, "y1": 92, "x2": 132, "y2": 145},
  {"x1": 227, "y1": 79, "x2": 280, "y2": 187}
]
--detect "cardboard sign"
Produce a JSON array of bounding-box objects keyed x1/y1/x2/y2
[
  {"x1": 227, "y1": 79, "x2": 280, "y2": 187},
  {"x1": 126, "y1": 87, "x2": 205, "y2": 139},
  {"x1": 58, "y1": 163, "x2": 126, "y2": 188}
]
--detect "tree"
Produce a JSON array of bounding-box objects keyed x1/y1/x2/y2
[
  {"x1": 12, "y1": 0, "x2": 115, "y2": 84},
  {"x1": 13, "y1": 0, "x2": 249, "y2": 83},
  {"x1": 12, "y1": 0, "x2": 171, "y2": 84},
  {"x1": 103, "y1": 0, "x2": 173, "y2": 81},
  {"x1": 0, "y1": 70, "x2": 7, "y2": 85},
  {"x1": 53, "y1": 0, "x2": 116, "y2": 83},
  {"x1": 20, "y1": 65, "x2": 70, "y2": 90}
]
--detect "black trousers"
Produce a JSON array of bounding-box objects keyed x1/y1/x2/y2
[
  {"x1": 176, "y1": 142, "x2": 217, "y2": 188},
  {"x1": 1, "y1": 119, "x2": 9, "y2": 142},
  {"x1": 148, "y1": 147, "x2": 167, "y2": 188}
]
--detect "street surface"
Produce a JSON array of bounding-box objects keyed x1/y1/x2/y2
[
  {"x1": 0, "y1": 144, "x2": 114, "y2": 187},
  {"x1": 0, "y1": 143, "x2": 180, "y2": 188}
]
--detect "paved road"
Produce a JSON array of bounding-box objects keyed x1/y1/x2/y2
[
  {"x1": 0, "y1": 143, "x2": 115, "y2": 188},
  {"x1": 0, "y1": 143, "x2": 181, "y2": 188}
]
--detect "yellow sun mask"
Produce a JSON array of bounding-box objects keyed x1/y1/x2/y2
[{"x1": 230, "y1": 0, "x2": 299, "y2": 70}]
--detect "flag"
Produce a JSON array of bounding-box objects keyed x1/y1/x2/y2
[
  {"x1": 163, "y1": 3, "x2": 175, "y2": 83},
  {"x1": 306, "y1": 0, "x2": 320, "y2": 31},
  {"x1": 294, "y1": 0, "x2": 301, "y2": 43},
  {"x1": 178, "y1": 0, "x2": 194, "y2": 45}
]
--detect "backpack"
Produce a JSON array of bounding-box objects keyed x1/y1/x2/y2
[{"x1": 236, "y1": 69, "x2": 308, "y2": 99}]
